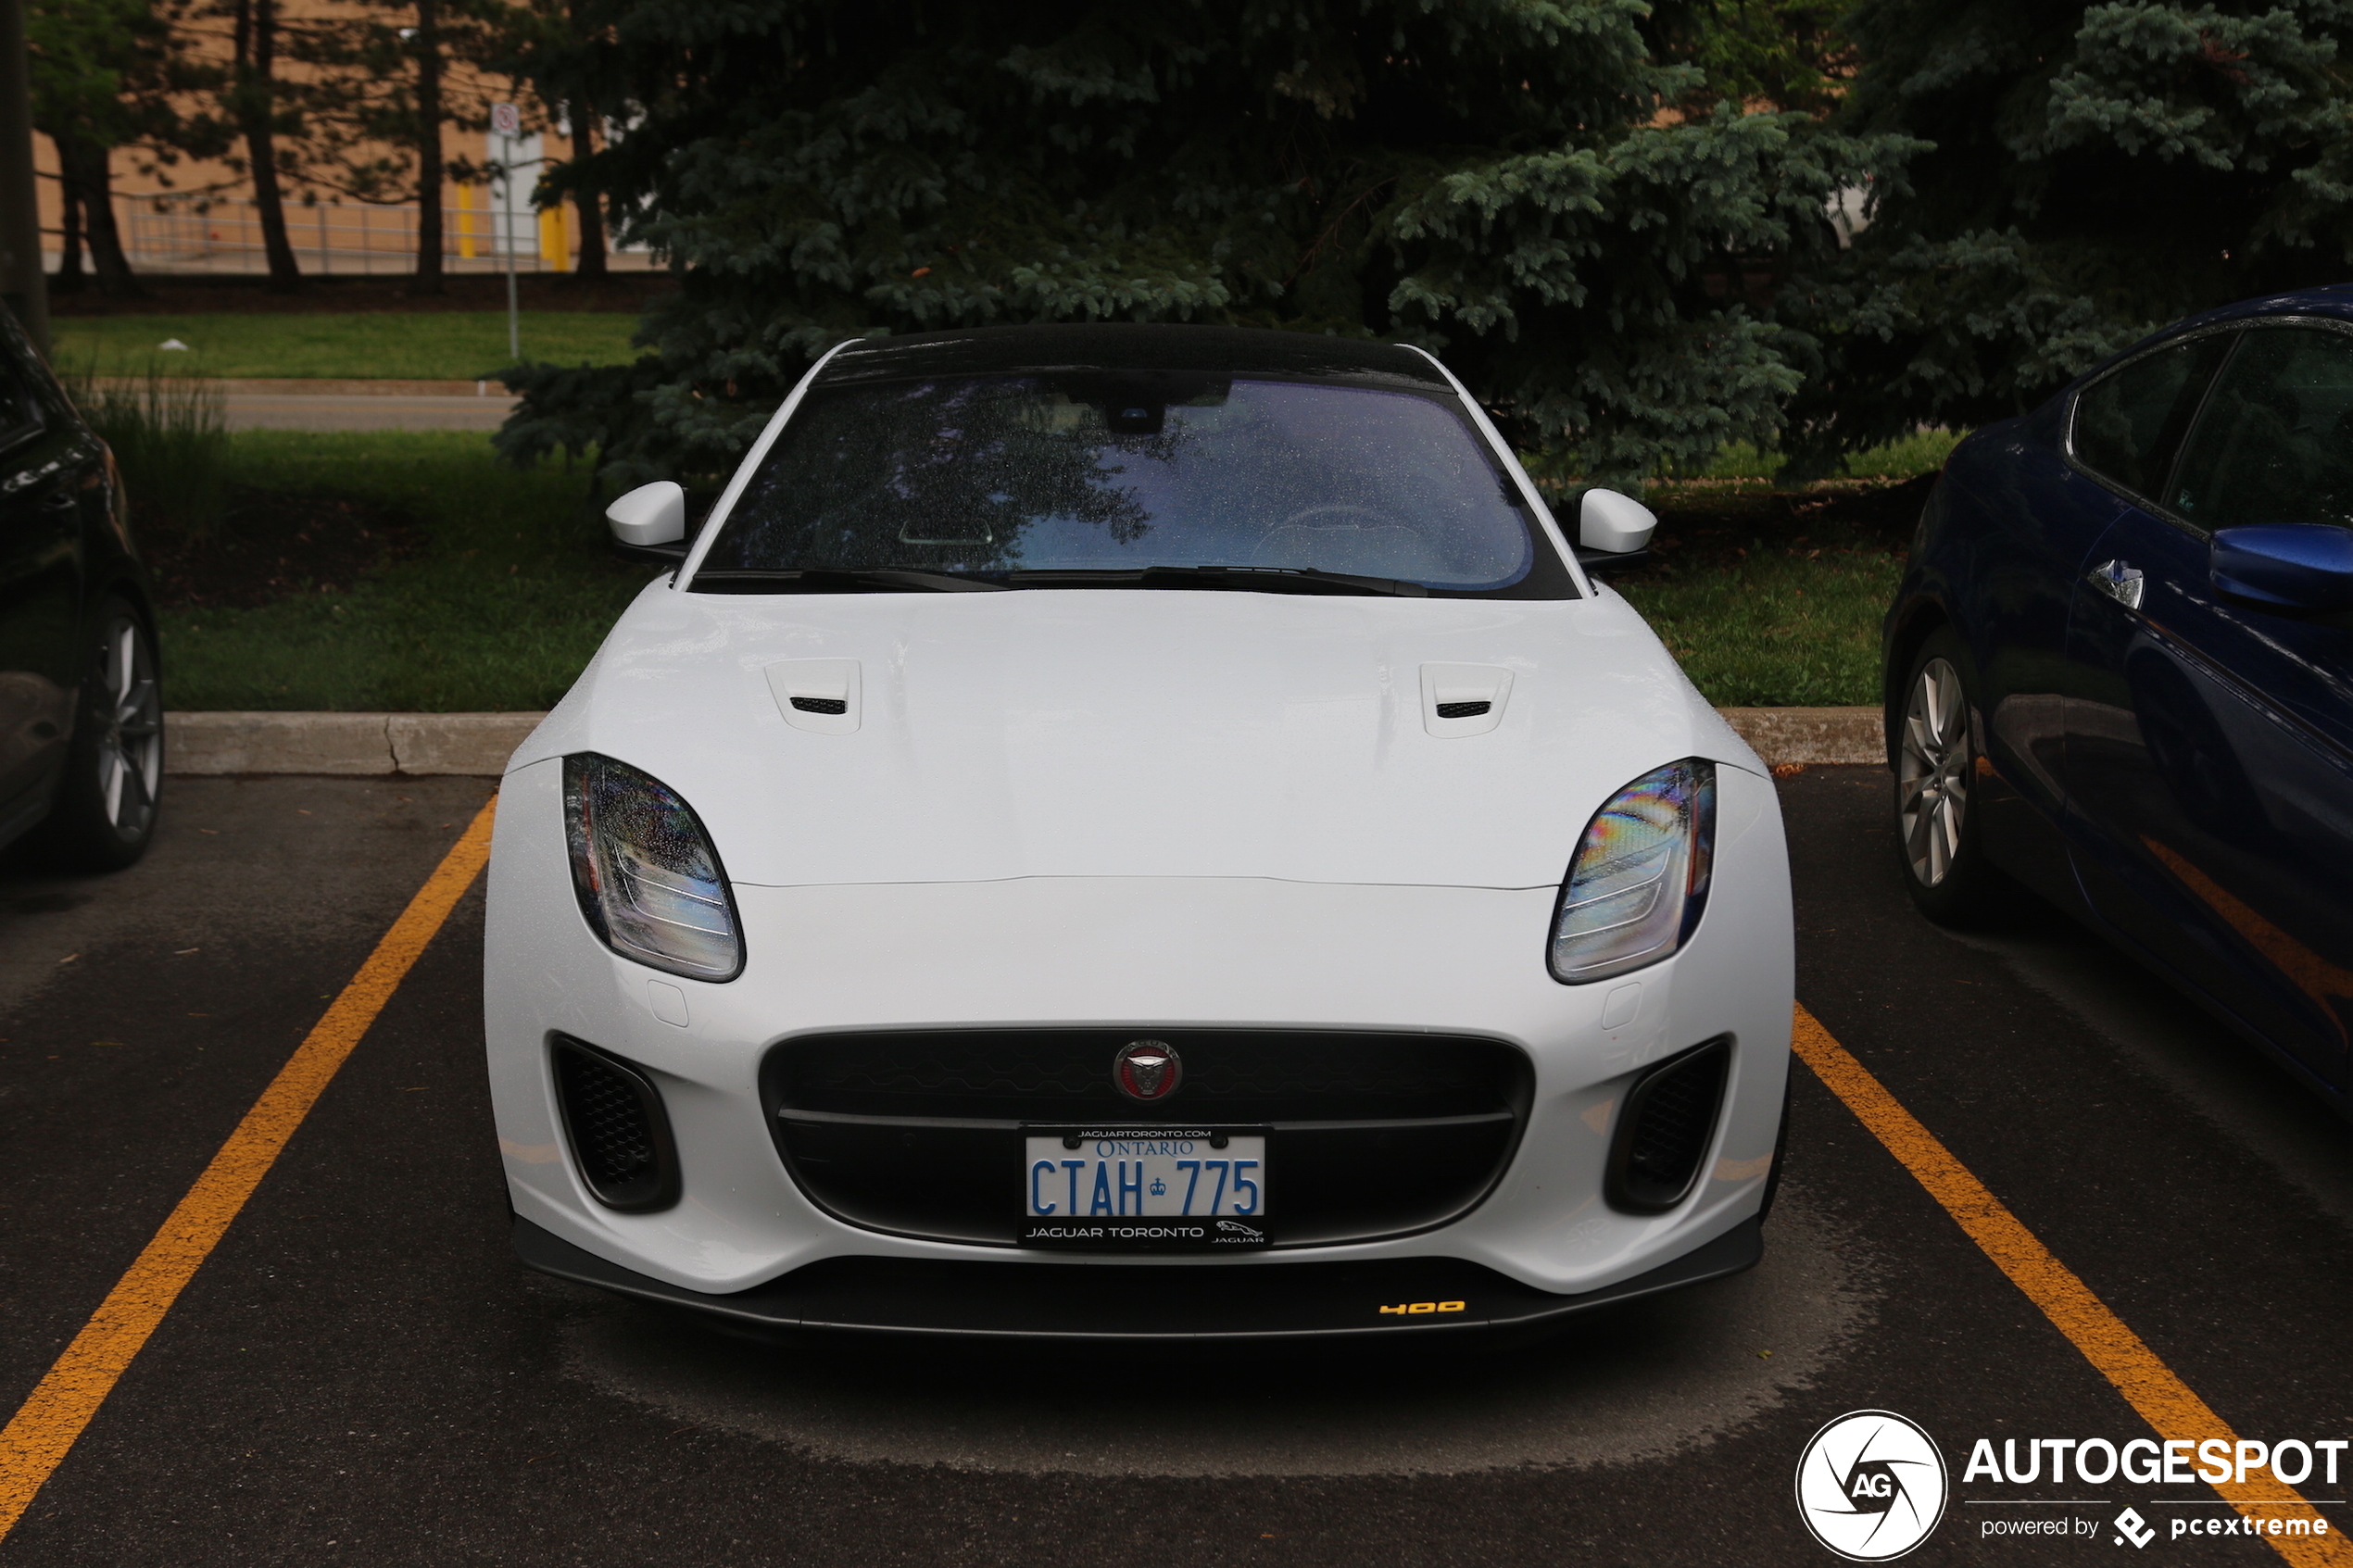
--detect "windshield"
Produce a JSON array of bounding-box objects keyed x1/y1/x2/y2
[{"x1": 695, "y1": 374, "x2": 1558, "y2": 593}]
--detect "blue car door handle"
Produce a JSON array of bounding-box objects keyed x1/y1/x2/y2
[{"x1": 2088, "y1": 558, "x2": 2145, "y2": 609}]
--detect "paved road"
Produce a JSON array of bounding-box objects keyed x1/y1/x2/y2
[
  {"x1": 223, "y1": 395, "x2": 516, "y2": 432},
  {"x1": 1, "y1": 769, "x2": 2347, "y2": 1565}
]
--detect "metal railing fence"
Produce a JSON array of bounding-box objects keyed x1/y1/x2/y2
[{"x1": 78, "y1": 193, "x2": 654, "y2": 276}]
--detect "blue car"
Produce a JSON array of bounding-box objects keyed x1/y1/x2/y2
[{"x1": 1884, "y1": 286, "x2": 2353, "y2": 1117}]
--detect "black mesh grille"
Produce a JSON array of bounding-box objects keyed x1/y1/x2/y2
[
  {"x1": 765, "y1": 1030, "x2": 1530, "y2": 1248},
  {"x1": 1434, "y1": 700, "x2": 1491, "y2": 720},
  {"x1": 789, "y1": 696, "x2": 848, "y2": 715},
  {"x1": 1607, "y1": 1037, "x2": 1730, "y2": 1212},
  {"x1": 554, "y1": 1039, "x2": 678, "y2": 1211},
  {"x1": 779, "y1": 1031, "x2": 1516, "y2": 1121}
]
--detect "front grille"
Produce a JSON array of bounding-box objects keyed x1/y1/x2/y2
[
  {"x1": 784, "y1": 1031, "x2": 1509, "y2": 1121},
  {"x1": 1434, "y1": 700, "x2": 1491, "y2": 719},
  {"x1": 764, "y1": 1029, "x2": 1530, "y2": 1248},
  {"x1": 1605, "y1": 1037, "x2": 1730, "y2": 1212},
  {"x1": 553, "y1": 1037, "x2": 680, "y2": 1211}
]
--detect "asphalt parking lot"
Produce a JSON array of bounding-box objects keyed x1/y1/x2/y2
[{"x1": 2, "y1": 768, "x2": 2348, "y2": 1566}]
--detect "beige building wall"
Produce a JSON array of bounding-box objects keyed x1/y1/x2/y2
[{"x1": 39, "y1": 0, "x2": 636, "y2": 275}]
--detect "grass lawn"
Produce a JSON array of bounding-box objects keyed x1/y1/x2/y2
[
  {"x1": 157, "y1": 432, "x2": 655, "y2": 711},
  {"x1": 155, "y1": 430, "x2": 1951, "y2": 712},
  {"x1": 1608, "y1": 517, "x2": 1906, "y2": 707},
  {"x1": 55, "y1": 311, "x2": 644, "y2": 382},
  {"x1": 1587, "y1": 432, "x2": 1957, "y2": 706}
]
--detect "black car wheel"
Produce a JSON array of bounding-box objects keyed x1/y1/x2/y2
[
  {"x1": 1894, "y1": 627, "x2": 2005, "y2": 925},
  {"x1": 44, "y1": 599, "x2": 163, "y2": 871}
]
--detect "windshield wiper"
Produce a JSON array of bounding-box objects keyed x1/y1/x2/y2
[
  {"x1": 1006, "y1": 565, "x2": 1428, "y2": 597},
  {"x1": 688, "y1": 568, "x2": 1009, "y2": 594}
]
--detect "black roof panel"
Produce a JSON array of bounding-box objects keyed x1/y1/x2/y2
[{"x1": 816, "y1": 323, "x2": 1453, "y2": 391}]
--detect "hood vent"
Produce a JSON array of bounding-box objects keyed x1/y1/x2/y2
[
  {"x1": 1420, "y1": 664, "x2": 1513, "y2": 737},
  {"x1": 767, "y1": 659, "x2": 862, "y2": 734}
]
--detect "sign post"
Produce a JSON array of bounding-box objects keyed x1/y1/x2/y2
[{"x1": 491, "y1": 102, "x2": 522, "y2": 361}]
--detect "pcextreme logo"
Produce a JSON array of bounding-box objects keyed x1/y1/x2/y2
[{"x1": 1795, "y1": 1411, "x2": 1951, "y2": 1562}]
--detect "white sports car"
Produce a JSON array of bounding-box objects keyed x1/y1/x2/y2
[{"x1": 484, "y1": 325, "x2": 1793, "y2": 1342}]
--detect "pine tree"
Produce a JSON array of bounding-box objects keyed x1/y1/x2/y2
[
  {"x1": 500, "y1": 0, "x2": 1919, "y2": 489},
  {"x1": 1784, "y1": 0, "x2": 2353, "y2": 468}
]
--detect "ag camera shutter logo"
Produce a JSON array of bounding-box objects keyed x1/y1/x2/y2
[{"x1": 1795, "y1": 1410, "x2": 1949, "y2": 1561}]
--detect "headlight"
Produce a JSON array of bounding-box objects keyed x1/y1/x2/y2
[
  {"x1": 563, "y1": 753, "x2": 743, "y2": 980},
  {"x1": 1549, "y1": 759, "x2": 1716, "y2": 984}
]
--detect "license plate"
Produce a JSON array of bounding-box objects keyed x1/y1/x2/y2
[{"x1": 1021, "y1": 1127, "x2": 1269, "y2": 1249}]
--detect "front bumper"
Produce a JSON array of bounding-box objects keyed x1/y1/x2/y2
[
  {"x1": 484, "y1": 756, "x2": 1793, "y2": 1306},
  {"x1": 513, "y1": 1212, "x2": 1763, "y2": 1342}
]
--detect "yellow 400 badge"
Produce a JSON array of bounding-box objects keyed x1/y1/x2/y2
[{"x1": 1378, "y1": 1300, "x2": 1466, "y2": 1316}]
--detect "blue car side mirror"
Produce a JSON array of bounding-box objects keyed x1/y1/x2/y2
[{"x1": 2209, "y1": 524, "x2": 2353, "y2": 611}]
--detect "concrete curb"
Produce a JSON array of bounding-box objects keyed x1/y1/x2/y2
[
  {"x1": 1717, "y1": 707, "x2": 1883, "y2": 768},
  {"x1": 165, "y1": 706, "x2": 1885, "y2": 777},
  {"x1": 168, "y1": 711, "x2": 544, "y2": 777}
]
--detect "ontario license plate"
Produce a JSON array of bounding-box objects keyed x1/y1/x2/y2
[{"x1": 1021, "y1": 1127, "x2": 1269, "y2": 1249}]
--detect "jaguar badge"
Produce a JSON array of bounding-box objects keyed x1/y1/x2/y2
[{"x1": 1114, "y1": 1039, "x2": 1182, "y2": 1102}]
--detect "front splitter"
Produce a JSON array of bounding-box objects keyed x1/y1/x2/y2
[{"x1": 512, "y1": 1215, "x2": 1762, "y2": 1343}]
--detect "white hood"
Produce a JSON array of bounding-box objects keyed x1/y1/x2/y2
[{"x1": 511, "y1": 583, "x2": 1757, "y2": 889}]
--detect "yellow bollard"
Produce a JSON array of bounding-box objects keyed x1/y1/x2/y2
[
  {"x1": 455, "y1": 182, "x2": 476, "y2": 259},
  {"x1": 537, "y1": 203, "x2": 572, "y2": 273}
]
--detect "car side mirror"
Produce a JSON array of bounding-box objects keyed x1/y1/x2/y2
[
  {"x1": 607, "y1": 481, "x2": 688, "y2": 557},
  {"x1": 1575, "y1": 487, "x2": 1656, "y2": 568},
  {"x1": 2209, "y1": 524, "x2": 2353, "y2": 611}
]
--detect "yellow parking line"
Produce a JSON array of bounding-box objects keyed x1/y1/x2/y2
[
  {"x1": 1793, "y1": 1003, "x2": 2351, "y2": 1565},
  {"x1": 0, "y1": 796, "x2": 498, "y2": 1543}
]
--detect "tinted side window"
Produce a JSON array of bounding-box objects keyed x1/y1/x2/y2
[
  {"x1": 0, "y1": 361, "x2": 41, "y2": 457},
  {"x1": 2168, "y1": 327, "x2": 2353, "y2": 532},
  {"x1": 2071, "y1": 335, "x2": 2231, "y2": 499},
  {"x1": 0, "y1": 306, "x2": 48, "y2": 455}
]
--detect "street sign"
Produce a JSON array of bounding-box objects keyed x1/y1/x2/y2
[{"x1": 490, "y1": 103, "x2": 520, "y2": 135}]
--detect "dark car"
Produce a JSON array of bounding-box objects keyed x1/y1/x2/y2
[
  {"x1": 1885, "y1": 285, "x2": 2353, "y2": 1117},
  {"x1": 0, "y1": 309, "x2": 161, "y2": 870}
]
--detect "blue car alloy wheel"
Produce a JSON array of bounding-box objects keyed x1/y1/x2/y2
[{"x1": 1894, "y1": 628, "x2": 2004, "y2": 926}]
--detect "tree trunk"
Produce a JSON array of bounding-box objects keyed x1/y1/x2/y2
[
  {"x1": 233, "y1": 0, "x2": 303, "y2": 290},
  {"x1": 54, "y1": 152, "x2": 84, "y2": 292},
  {"x1": 412, "y1": 0, "x2": 444, "y2": 289},
  {"x1": 571, "y1": 104, "x2": 606, "y2": 278},
  {"x1": 55, "y1": 134, "x2": 141, "y2": 296},
  {"x1": 566, "y1": 0, "x2": 606, "y2": 279}
]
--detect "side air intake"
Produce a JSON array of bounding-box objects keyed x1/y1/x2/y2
[
  {"x1": 552, "y1": 1037, "x2": 680, "y2": 1211},
  {"x1": 1604, "y1": 1036, "x2": 1730, "y2": 1213}
]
